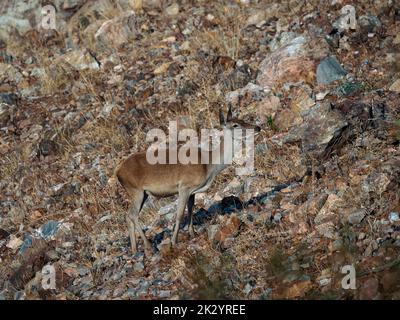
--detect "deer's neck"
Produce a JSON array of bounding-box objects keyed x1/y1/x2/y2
[{"x1": 205, "y1": 132, "x2": 232, "y2": 177}]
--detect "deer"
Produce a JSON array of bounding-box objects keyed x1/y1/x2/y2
[{"x1": 115, "y1": 106, "x2": 261, "y2": 255}]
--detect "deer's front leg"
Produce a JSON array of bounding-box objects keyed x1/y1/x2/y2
[{"x1": 171, "y1": 188, "x2": 190, "y2": 245}]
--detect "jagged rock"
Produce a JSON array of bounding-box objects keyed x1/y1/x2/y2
[
  {"x1": 6, "y1": 236, "x2": 23, "y2": 250},
  {"x1": 257, "y1": 35, "x2": 329, "y2": 90},
  {"x1": 289, "y1": 85, "x2": 315, "y2": 115},
  {"x1": 314, "y1": 194, "x2": 344, "y2": 239},
  {"x1": 0, "y1": 103, "x2": 11, "y2": 127},
  {"x1": 274, "y1": 109, "x2": 303, "y2": 131},
  {"x1": 0, "y1": 63, "x2": 23, "y2": 84},
  {"x1": 0, "y1": 93, "x2": 18, "y2": 106},
  {"x1": 256, "y1": 94, "x2": 281, "y2": 124},
  {"x1": 316, "y1": 56, "x2": 347, "y2": 85},
  {"x1": 38, "y1": 139, "x2": 58, "y2": 157},
  {"x1": 0, "y1": 1, "x2": 40, "y2": 42},
  {"x1": 208, "y1": 215, "x2": 242, "y2": 248},
  {"x1": 281, "y1": 102, "x2": 348, "y2": 158},
  {"x1": 347, "y1": 209, "x2": 366, "y2": 225},
  {"x1": 218, "y1": 64, "x2": 257, "y2": 91},
  {"x1": 165, "y1": 3, "x2": 179, "y2": 16},
  {"x1": 225, "y1": 83, "x2": 266, "y2": 107},
  {"x1": 358, "y1": 15, "x2": 382, "y2": 33},
  {"x1": 389, "y1": 212, "x2": 399, "y2": 223},
  {"x1": 94, "y1": 11, "x2": 138, "y2": 50},
  {"x1": 284, "y1": 280, "x2": 312, "y2": 298},
  {"x1": 62, "y1": 0, "x2": 85, "y2": 10},
  {"x1": 269, "y1": 32, "x2": 297, "y2": 52},
  {"x1": 245, "y1": 3, "x2": 279, "y2": 27},
  {"x1": 62, "y1": 49, "x2": 100, "y2": 70},
  {"x1": 50, "y1": 182, "x2": 80, "y2": 197},
  {"x1": 332, "y1": 5, "x2": 357, "y2": 32},
  {"x1": 389, "y1": 79, "x2": 400, "y2": 92},
  {"x1": 38, "y1": 221, "x2": 61, "y2": 240},
  {"x1": 362, "y1": 172, "x2": 391, "y2": 195}
]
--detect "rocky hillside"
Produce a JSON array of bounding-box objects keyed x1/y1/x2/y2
[{"x1": 0, "y1": 0, "x2": 400, "y2": 300}]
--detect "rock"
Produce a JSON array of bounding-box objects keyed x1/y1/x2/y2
[
  {"x1": 157, "y1": 238, "x2": 172, "y2": 257},
  {"x1": 133, "y1": 261, "x2": 144, "y2": 272},
  {"x1": 19, "y1": 235, "x2": 33, "y2": 254},
  {"x1": 315, "y1": 222, "x2": 336, "y2": 239},
  {"x1": 358, "y1": 15, "x2": 382, "y2": 33},
  {"x1": 94, "y1": 11, "x2": 137, "y2": 50},
  {"x1": 154, "y1": 62, "x2": 171, "y2": 75},
  {"x1": 158, "y1": 200, "x2": 178, "y2": 219},
  {"x1": 223, "y1": 177, "x2": 242, "y2": 195},
  {"x1": 316, "y1": 91, "x2": 329, "y2": 100},
  {"x1": 246, "y1": 11, "x2": 267, "y2": 27},
  {"x1": 218, "y1": 64, "x2": 257, "y2": 91},
  {"x1": 225, "y1": 83, "x2": 266, "y2": 107},
  {"x1": 389, "y1": 79, "x2": 400, "y2": 92},
  {"x1": 62, "y1": 0, "x2": 85, "y2": 10},
  {"x1": 0, "y1": 103, "x2": 11, "y2": 127},
  {"x1": 257, "y1": 35, "x2": 329, "y2": 90},
  {"x1": 0, "y1": 0, "x2": 42, "y2": 43},
  {"x1": 158, "y1": 290, "x2": 171, "y2": 298},
  {"x1": 0, "y1": 93, "x2": 18, "y2": 105},
  {"x1": 0, "y1": 228, "x2": 10, "y2": 240},
  {"x1": 359, "y1": 278, "x2": 379, "y2": 299},
  {"x1": 207, "y1": 225, "x2": 219, "y2": 243},
  {"x1": 63, "y1": 49, "x2": 100, "y2": 70},
  {"x1": 51, "y1": 181, "x2": 80, "y2": 197},
  {"x1": 362, "y1": 172, "x2": 391, "y2": 195},
  {"x1": 101, "y1": 103, "x2": 118, "y2": 117},
  {"x1": 208, "y1": 215, "x2": 242, "y2": 248},
  {"x1": 245, "y1": 4, "x2": 279, "y2": 27},
  {"x1": 329, "y1": 239, "x2": 343, "y2": 252},
  {"x1": 393, "y1": 34, "x2": 400, "y2": 45},
  {"x1": 317, "y1": 269, "x2": 332, "y2": 286},
  {"x1": 274, "y1": 109, "x2": 303, "y2": 131},
  {"x1": 165, "y1": 3, "x2": 179, "y2": 16},
  {"x1": 332, "y1": 5, "x2": 357, "y2": 32},
  {"x1": 0, "y1": 63, "x2": 23, "y2": 84},
  {"x1": 6, "y1": 236, "x2": 23, "y2": 250},
  {"x1": 289, "y1": 85, "x2": 315, "y2": 115},
  {"x1": 284, "y1": 280, "x2": 312, "y2": 298},
  {"x1": 314, "y1": 194, "x2": 344, "y2": 239},
  {"x1": 335, "y1": 81, "x2": 362, "y2": 97},
  {"x1": 256, "y1": 94, "x2": 281, "y2": 123},
  {"x1": 37, "y1": 220, "x2": 60, "y2": 240},
  {"x1": 389, "y1": 212, "x2": 399, "y2": 223},
  {"x1": 316, "y1": 56, "x2": 347, "y2": 85},
  {"x1": 38, "y1": 139, "x2": 58, "y2": 157},
  {"x1": 364, "y1": 240, "x2": 378, "y2": 257},
  {"x1": 347, "y1": 209, "x2": 366, "y2": 225},
  {"x1": 0, "y1": 16, "x2": 31, "y2": 42},
  {"x1": 281, "y1": 102, "x2": 348, "y2": 158},
  {"x1": 269, "y1": 32, "x2": 297, "y2": 52}
]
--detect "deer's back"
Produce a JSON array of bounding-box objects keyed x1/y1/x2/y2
[{"x1": 116, "y1": 152, "x2": 209, "y2": 197}]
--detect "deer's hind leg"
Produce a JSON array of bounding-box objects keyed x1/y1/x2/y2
[
  {"x1": 127, "y1": 189, "x2": 151, "y2": 254},
  {"x1": 187, "y1": 194, "x2": 195, "y2": 238}
]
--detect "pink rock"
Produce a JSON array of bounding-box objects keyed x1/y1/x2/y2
[{"x1": 257, "y1": 35, "x2": 329, "y2": 90}]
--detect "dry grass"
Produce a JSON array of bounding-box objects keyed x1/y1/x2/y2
[{"x1": 0, "y1": 143, "x2": 33, "y2": 181}]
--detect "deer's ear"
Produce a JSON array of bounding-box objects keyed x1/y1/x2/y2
[
  {"x1": 219, "y1": 109, "x2": 226, "y2": 125},
  {"x1": 227, "y1": 104, "x2": 233, "y2": 122}
]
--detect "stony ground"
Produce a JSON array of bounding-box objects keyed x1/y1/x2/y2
[{"x1": 0, "y1": 0, "x2": 400, "y2": 300}]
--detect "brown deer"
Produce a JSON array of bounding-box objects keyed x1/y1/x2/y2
[{"x1": 115, "y1": 107, "x2": 260, "y2": 254}]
